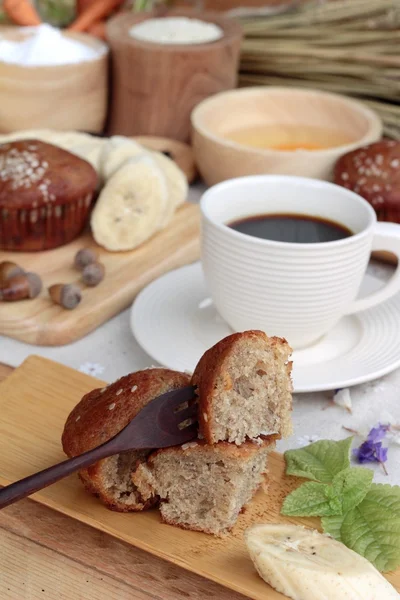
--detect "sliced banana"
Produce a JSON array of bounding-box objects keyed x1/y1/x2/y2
[
  {"x1": 245, "y1": 524, "x2": 399, "y2": 600},
  {"x1": 67, "y1": 138, "x2": 106, "y2": 174},
  {"x1": 90, "y1": 155, "x2": 168, "y2": 252},
  {"x1": 0, "y1": 130, "x2": 97, "y2": 154},
  {"x1": 50, "y1": 131, "x2": 97, "y2": 149},
  {"x1": 99, "y1": 137, "x2": 187, "y2": 227},
  {"x1": 150, "y1": 150, "x2": 188, "y2": 219},
  {"x1": 100, "y1": 136, "x2": 145, "y2": 181}
]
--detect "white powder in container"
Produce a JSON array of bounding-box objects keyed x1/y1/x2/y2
[
  {"x1": 129, "y1": 17, "x2": 223, "y2": 45},
  {"x1": 0, "y1": 24, "x2": 107, "y2": 66}
]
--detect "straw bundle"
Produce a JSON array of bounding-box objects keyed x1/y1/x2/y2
[{"x1": 239, "y1": 0, "x2": 400, "y2": 138}]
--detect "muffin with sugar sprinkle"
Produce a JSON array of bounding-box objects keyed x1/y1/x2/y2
[
  {"x1": 334, "y1": 140, "x2": 400, "y2": 223},
  {"x1": 0, "y1": 139, "x2": 98, "y2": 251}
]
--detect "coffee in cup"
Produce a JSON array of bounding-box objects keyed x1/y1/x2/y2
[{"x1": 200, "y1": 175, "x2": 400, "y2": 348}]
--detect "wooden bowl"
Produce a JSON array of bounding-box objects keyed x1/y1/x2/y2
[
  {"x1": 191, "y1": 87, "x2": 383, "y2": 185},
  {"x1": 106, "y1": 10, "x2": 242, "y2": 142},
  {"x1": 0, "y1": 28, "x2": 108, "y2": 134}
]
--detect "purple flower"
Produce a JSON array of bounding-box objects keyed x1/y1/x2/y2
[
  {"x1": 353, "y1": 441, "x2": 387, "y2": 464},
  {"x1": 367, "y1": 423, "x2": 390, "y2": 443},
  {"x1": 353, "y1": 442, "x2": 375, "y2": 463},
  {"x1": 353, "y1": 423, "x2": 389, "y2": 474},
  {"x1": 374, "y1": 443, "x2": 388, "y2": 463}
]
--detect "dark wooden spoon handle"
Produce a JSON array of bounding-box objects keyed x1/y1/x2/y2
[{"x1": 0, "y1": 441, "x2": 117, "y2": 510}]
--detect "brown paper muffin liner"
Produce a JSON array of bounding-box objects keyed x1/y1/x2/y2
[{"x1": 0, "y1": 192, "x2": 94, "y2": 252}]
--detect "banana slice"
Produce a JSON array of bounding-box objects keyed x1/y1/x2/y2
[
  {"x1": 100, "y1": 136, "x2": 145, "y2": 181},
  {"x1": 51, "y1": 131, "x2": 97, "y2": 149},
  {"x1": 100, "y1": 137, "x2": 187, "y2": 227},
  {"x1": 67, "y1": 138, "x2": 106, "y2": 174},
  {"x1": 245, "y1": 524, "x2": 399, "y2": 600},
  {"x1": 0, "y1": 130, "x2": 97, "y2": 154},
  {"x1": 90, "y1": 155, "x2": 168, "y2": 252},
  {"x1": 150, "y1": 150, "x2": 188, "y2": 219}
]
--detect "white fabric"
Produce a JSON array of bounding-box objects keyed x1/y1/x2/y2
[{"x1": 1, "y1": 184, "x2": 399, "y2": 484}]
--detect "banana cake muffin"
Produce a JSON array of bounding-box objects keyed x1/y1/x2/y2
[
  {"x1": 192, "y1": 330, "x2": 293, "y2": 445},
  {"x1": 0, "y1": 139, "x2": 98, "y2": 251},
  {"x1": 62, "y1": 367, "x2": 191, "y2": 512},
  {"x1": 61, "y1": 331, "x2": 293, "y2": 534},
  {"x1": 132, "y1": 437, "x2": 277, "y2": 536},
  {"x1": 334, "y1": 140, "x2": 400, "y2": 223}
]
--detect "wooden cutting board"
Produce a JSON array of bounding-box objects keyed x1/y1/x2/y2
[
  {"x1": 0, "y1": 356, "x2": 398, "y2": 600},
  {"x1": 0, "y1": 203, "x2": 200, "y2": 346}
]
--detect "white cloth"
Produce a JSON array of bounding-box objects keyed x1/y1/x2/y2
[{"x1": 1, "y1": 185, "x2": 399, "y2": 484}]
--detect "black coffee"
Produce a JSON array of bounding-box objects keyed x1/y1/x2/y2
[{"x1": 229, "y1": 213, "x2": 352, "y2": 244}]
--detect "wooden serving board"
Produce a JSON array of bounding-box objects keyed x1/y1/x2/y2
[
  {"x1": 0, "y1": 203, "x2": 200, "y2": 346},
  {"x1": 0, "y1": 356, "x2": 398, "y2": 600}
]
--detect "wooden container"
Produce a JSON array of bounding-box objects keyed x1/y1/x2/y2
[
  {"x1": 192, "y1": 86, "x2": 382, "y2": 185},
  {"x1": 106, "y1": 10, "x2": 242, "y2": 142},
  {"x1": 0, "y1": 28, "x2": 108, "y2": 134}
]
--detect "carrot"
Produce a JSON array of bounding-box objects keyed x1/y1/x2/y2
[
  {"x1": 77, "y1": 0, "x2": 97, "y2": 15},
  {"x1": 3, "y1": 0, "x2": 42, "y2": 26},
  {"x1": 86, "y1": 20, "x2": 107, "y2": 40},
  {"x1": 67, "y1": 0, "x2": 123, "y2": 32}
]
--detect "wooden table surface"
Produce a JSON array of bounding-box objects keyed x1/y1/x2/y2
[{"x1": 0, "y1": 362, "x2": 247, "y2": 600}]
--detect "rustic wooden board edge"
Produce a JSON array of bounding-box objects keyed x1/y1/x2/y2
[
  {"x1": 0, "y1": 497, "x2": 248, "y2": 600},
  {"x1": 0, "y1": 203, "x2": 200, "y2": 347},
  {"x1": 0, "y1": 481, "x2": 258, "y2": 599},
  {"x1": 0, "y1": 363, "x2": 12, "y2": 382}
]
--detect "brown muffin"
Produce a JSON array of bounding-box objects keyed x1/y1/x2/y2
[
  {"x1": 132, "y1": 438, "x2": 276, "y2": 536},
  {"x1": 334, "y1": 140, "x2": 400, "y2": 222},
  {"x1": 62, "y1": 368, "x2": 191, "y2": 512},
  {"x1": 192, "y1": 330, "x2": 293, "y2": 445},
  {"x1": 0, "y1": 139, "x2": 98, "y2": 251}
]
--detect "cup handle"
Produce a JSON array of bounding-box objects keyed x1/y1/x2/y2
[{"x1": 344, "y1": 221, "x2": 400, "y2": 315}]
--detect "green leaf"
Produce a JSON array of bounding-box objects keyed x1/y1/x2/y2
[
  {"x1": 332, "y1": 467, "x2": 373, "y2": 513},
  {"x1": 323, "y1": 486, "x2": 344, "y2": 515},
  {"x1": 322, "y1": 484, "x2": 400, "y2": 572},
  {"x1": 321, "y1": 513, "x2": 344, "y2": 541},
  {"x1": 284, "y1": 438, "x2": 353, "y2": 483},
  {"x1": 281, "y1": 481, "x2": 343, "y2": 517}
]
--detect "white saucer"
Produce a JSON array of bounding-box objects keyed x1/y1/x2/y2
[{"x1": 131, "y1": 262, "x2": 400, "y2": 393}]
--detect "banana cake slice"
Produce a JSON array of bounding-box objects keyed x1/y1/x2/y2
[
  {"x1": 62, "y1": 368, "x2": 191, "y2": 512},
  {"x1": 132, "y1": 438, "x2": 277, "y2": 536},
  {"x1": 192, "y1": 330, "x2": 293, "y2": 445}
]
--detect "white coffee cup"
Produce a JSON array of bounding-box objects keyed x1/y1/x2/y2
[{"x1": 200, "y1": 175, "x2": 400, "y2": 349}]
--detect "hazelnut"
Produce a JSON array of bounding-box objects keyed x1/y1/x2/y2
[
  {"x1": 0, "y1": 272, "x2": 42, "y2": 302},
  {"x1": 82, "y1": 262, "x2": 105, "y2": 287},
  {"x1": 49, "y1": 284, "x2": 82, "y2": 310},
  {"x1": 74, "y1": 248, "x2": 98, "y2": 271},
  {"x1": 0, "y1": 261, "x2": 25, "y2": 283}
]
